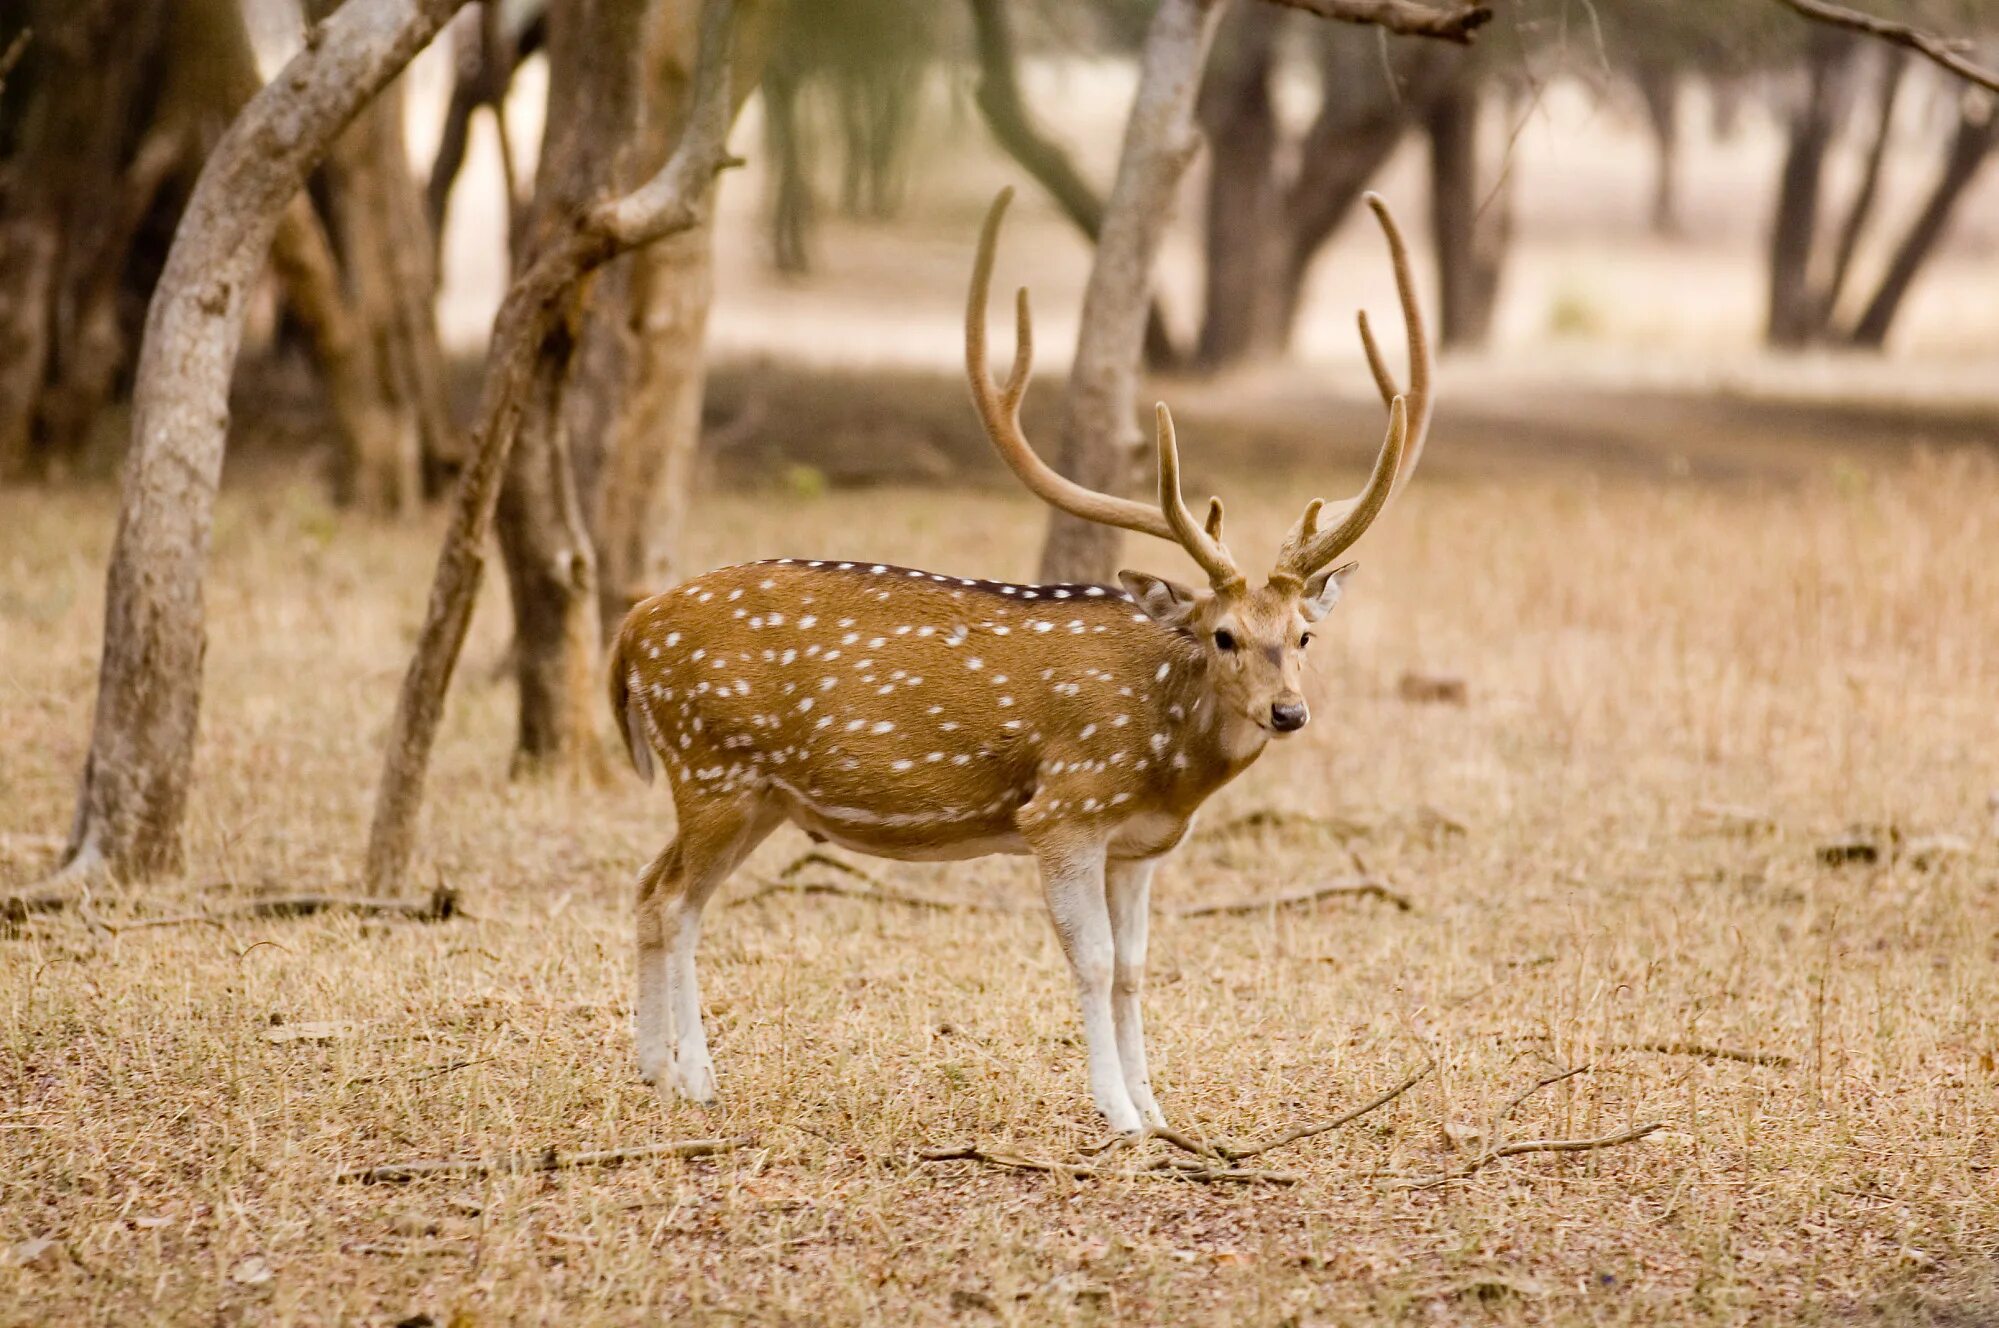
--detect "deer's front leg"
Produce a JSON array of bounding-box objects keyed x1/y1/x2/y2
[
  {"x1": 1105, "y1": 855, "x2": 1165, "y2": 1129},
  {"x1": 1035, "y1": 840, "x2": 1143, "y2": 1134}
]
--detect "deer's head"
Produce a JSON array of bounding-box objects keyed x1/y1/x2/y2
[{"x1": 966, "y1": 189, "x2": 1431, "y2": 742}]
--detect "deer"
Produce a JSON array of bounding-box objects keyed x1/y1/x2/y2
[{"x1": 607, "y1": 187, "x2": 1432, "y2": 1134}]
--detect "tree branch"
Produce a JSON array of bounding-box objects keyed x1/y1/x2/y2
[
  {"x1": 1261, "y1": 0, "x2": 1493, "y2": 44},
  {"x1": 1773, "y1": 0, "x2": 1999, "y2": 95}
]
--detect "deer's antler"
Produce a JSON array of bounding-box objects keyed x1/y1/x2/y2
[
  {"x1": 967, "y1": 189, "x2": 1242, "y2": 591},
  {"x1": 1271, "y1": 193, "x2": 1432, "y2": 585}
]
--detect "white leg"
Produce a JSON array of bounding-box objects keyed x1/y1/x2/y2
[
  {"x1": 664, "y1": 894, "x2": 718, "y2": 1102},
  {"x1": 635, "y1": 800, "x2": 778, "y2": 1104},
  {"x1": 635, "y1": 848, "x2": 675, "y2": 1085},
  {"x1": 1037, "y1": 841, "x2": 1143, "y2": 1134},
  {"x1": 1105, "y1": 855, "x2": 1165, "y2": 1129}
]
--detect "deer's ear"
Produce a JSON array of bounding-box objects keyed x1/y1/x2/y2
[
  {"x1": 1118, "y1": 570, "x2": 1201, "y2": 628},
  {"x1": 1300, "y1": 562, "x2": 1357, "y2": 623}
]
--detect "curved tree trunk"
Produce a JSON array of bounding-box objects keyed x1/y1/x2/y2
[
  {"x1": 1037, "y1": 0, "x2": 1224, "y2": 584},
  {"x1": 1845, "y1": 98, "x2": 1997, "y2": 348},
  {"x1": 58, "y1": 0, "x2": 472, "y2": 884}
]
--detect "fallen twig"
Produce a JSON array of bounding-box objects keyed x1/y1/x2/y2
[
  {"x1": 732, "y1": 877, "x2": 1016, "y2": 913},
  {"x1": 916, "y1": 1144, "x2": 1298, "y2": 1186},
  {"x1": 1217, "y1": 1059, "x2": 1435, "y2": 1160},
  {"x1": 68, "y1": 886, "x2": 461, "y2": 934},
  {"x1": 1176, "y1": 876, "x2": 1413, "y2": 917},
  {"x1": 1402, "y1": 1121, "x2": 1666, "y2": 1189},
  {"x1": 1610, "y1": 1040, "x2": 1792, "y2": 1068},
  {"x1": 1212, "y1": 809, "x2": 1371, "y2": 840},
  {"x1": 337, "y1": 1136, "x2": 753, "y2": 1184}
]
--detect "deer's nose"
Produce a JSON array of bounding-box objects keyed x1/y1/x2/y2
[{"x1": 1270, "y1": 700, "x2": 1309, "y2": 732}]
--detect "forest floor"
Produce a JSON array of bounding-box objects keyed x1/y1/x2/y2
[{"x1": 3, "y1": 391, "x2": 1998, "y2": 1325}]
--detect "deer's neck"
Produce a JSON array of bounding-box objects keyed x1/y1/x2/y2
[{"x1": 1153, "y1": 651, "x2": 1270, "y2": 810}]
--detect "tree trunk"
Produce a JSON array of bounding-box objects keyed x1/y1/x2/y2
[
  {"x1": 1818, "y1": 48, "x2": 1906, "y2": 329},
  {"x1": 1425, "y1": 68, "x2": 1507, "y2": 349},
  {"x1": 965, "y1": 0, "x2": 1183, "y2": 371},
  {"x1": 305, "y1": 0, "x2": 456, "y2": 513},
  {"x1": 1193, "y1": 6, "x2": 1285, "y2": 370},
  {"x1": 58, "y1": 0, "x2": 472, "y2": 884},
  {"x1": 1767, "y1": 29, "x2": 1855, "y2": 348},
  {"x1": 0, "y1": 0, "x2": 173, "y2": 478},
  {"x1": 1635, "y1": 61, "x2": 1680, "y2": 237},
  {"x1": 363, "y1": 0, "x2": 743, "y2": 896},
  {"x1": 493, "y1": 0, "x2": 767, "y2": 775},
  {"x1": 492, "y1": 0, "x2": 648, "y2": 777},
  {"x1": 762, "y1": 50, "x2": 812, "y2": 274},
  {"x1": 1845, "y1": 97, "x2": 1997, "y2": 349},
  {"x1": 1037, "y1": 0, "x2": 1223, "y2": 584},
  {"x1": 594, "y1": 220, "x2": 717, "y2": 620}
]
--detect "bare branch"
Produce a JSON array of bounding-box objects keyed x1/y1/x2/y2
[
  {"x1": 1610, "y1": 1041, "x2": 1793, "y2": 1068},
  {"x1": 917, "y1": 1144, "x2": 1300, "y2": 1185},
  {"x1": 1403, "y1": 1121, "x2": 1666, "y2": 1188},
  {"x1": 337, "y1": 1136, "x2": 752, "y2": 1184},
  {"x1": 1219, "y1": 1059, "x2": 1434, "y2": 1160},
  {"x1": 1175, "y1": 876, "x2": 1414, "y2": 916},
  {"x1": 1773, "y1": 0, "x2": 1999, "y2": 95},
  {"x1": 731, "y1": 878, "x2": 1017, "y2": 914},
  {"x1": 1262, "y1": 0, "x2": 1493, "y2": 44}
]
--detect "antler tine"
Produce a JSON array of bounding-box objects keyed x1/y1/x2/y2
[
  {"x1": 1155, "y1": 404, "x2": 1244, "y2": 591},
  {"x1": 1279, "y1": 396, "x2": 1407, "y2": 578},
  {"x1": 966, "y1": 189, "x2": 1186, "y2": 550},
  {"x1": 1203, "y1": 496, "x2": 1224, "y2": 542},
  {"x1": 1271, "y1": 194, "x2": 1431, "y2": 584},
  {"x1": 1357, "y1": 193, "x2": 1431, "y2": 504}
]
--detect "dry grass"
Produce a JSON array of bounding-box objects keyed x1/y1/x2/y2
[{"x1": 4, "y1": 437, "x2": 1998, "y2": 1325}]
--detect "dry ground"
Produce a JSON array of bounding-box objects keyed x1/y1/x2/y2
[{"x1": 4, "y1": 433, "x2": 1999, "y2": 1325}]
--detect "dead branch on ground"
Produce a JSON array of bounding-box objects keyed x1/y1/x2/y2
[
  {"x1": 1400, "y1": 1122, "x2": 1666, "y2": 1188},
  {"x1": 731, "y1": 851, "x2": 1017, "y2": 913},
  {"x1": 1176, "y1": 877, "x2": 1413, "y2": 916},
  {"x1": 1610, "y1": 1041, "x2": 1792, "y2": 1068},
  {"x1": 67, "y1": 886, "x2": 460, "y2": 935},
  {"x1": 337, "y1": 1136, "x2": 753, "y2": 1184},
  {"x1": 1216, "y1": 1060, "x2": 1435, "y2": 1160},
  {"x1": 917, "y1": 1144, "x2": 1300, "y2": 1186},
  {"x1": 1773, "y1": 0, "x2": 1999, "y2": 95}
]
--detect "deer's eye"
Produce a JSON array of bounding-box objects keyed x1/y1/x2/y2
[
  {"x1": 1299, "y1": 631, "x2": 1314, "y2": 648},
  {"x1": 1213, "y1": 628, "x2": 1237, "y2": 652}
]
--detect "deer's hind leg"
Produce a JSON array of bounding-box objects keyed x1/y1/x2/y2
[
  {"x1": 636, "y1": 793, "x2": 782, "y2": 1104},
  {"x1": 1105, "y1": 855, "x2": 1166, "y2": 1129}
]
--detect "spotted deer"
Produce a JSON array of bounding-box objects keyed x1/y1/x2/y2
[{"x1": 608, "y1": 189, "x2": 1432, "y2": 1133}]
